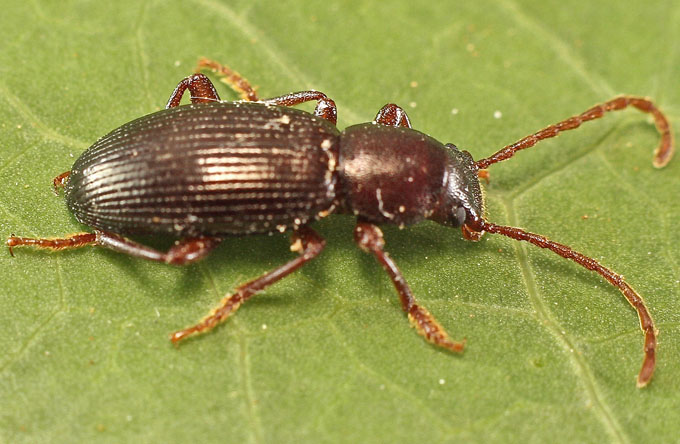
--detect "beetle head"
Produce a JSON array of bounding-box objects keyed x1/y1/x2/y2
[{"x1": 429, "y1": 144, "x2": 484, "y2": 240}]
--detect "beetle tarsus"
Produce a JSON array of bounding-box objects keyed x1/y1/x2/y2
[
  {"x1": 6, "y1": 233, "x2": 97, "y2": 252},
  {"x1": 354, "y1": 221, "x2": 466, "y2": 353}
]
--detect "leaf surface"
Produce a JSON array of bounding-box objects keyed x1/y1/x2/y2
[{"x1": 1, "y1": 1, "x2": 679, "y2": 443}]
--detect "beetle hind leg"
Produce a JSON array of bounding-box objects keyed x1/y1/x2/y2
[
  {"x1": 166, "y1": 73, "x2": 222, "y2": 109},
  {"x1": 7, "y1": 232, "x2": 97, "y2": 256},
  {"x1": 353, "y1": 221, "x2": 465, "y2": 353},
  {"x1": 7, "y1": 230, "x2": 221, "y2": 266},
  {"x1": 170, "y1": 226, "x2": 326, "y2": 344},
  {"x1": 196, "y1": 57, "x2": 260, "y2": 102},
  {"x1": 94, "y1": 231, "x2": 221, "y2": 265}
]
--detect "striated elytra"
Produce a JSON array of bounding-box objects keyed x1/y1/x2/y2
[{"x1": 8, "y1": 58, "x2": 674, "y2": 388}]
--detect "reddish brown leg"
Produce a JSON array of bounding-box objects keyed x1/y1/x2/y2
[
  {"x1": 95, "y1": 231, "x2": 221, "y2": 265},
  {"x1": 7, "y1": 232, "x2": 97, "y2": 256},
  {"x1": 475, "y1": 96, "x2": 674, "y2": 169},
  {"x1": 170, "y1": 226, "x2": 326, "y2": 343},
  {"x1": 473, "y1": 218, "x2": 656, "y2": 388},
  {"x1": 195, "y1": 57, "x2": 337, "y2": 124},
  {"x1": 374, "y1": 104, "x2": 412, "y2": 128},
  {"x1": 197, "y1": 57, "x2": 260, "y2": 102},
  {"x1": 52, "y1": 171, "x2": 70, "y2": 195},
  {"x1": 8, "y1": 230, "x2": 221, "y2": 265},
  {"x1": 165, "y1": 73, "x2": 221, "y2": 109},
  {"x1": 354, "y1": 221, "x2": 465, "y2": 352},
  {"x1": 262, "y1": 91, "x2": 338, "y2": 125}
]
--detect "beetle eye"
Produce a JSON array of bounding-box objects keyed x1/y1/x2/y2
[{"x1": 452, "y1": 206, "x2": 466, "y2": 226}]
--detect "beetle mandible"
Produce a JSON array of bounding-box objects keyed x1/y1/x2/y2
[{"x1": 8, "y1": 58, "x2": 674, "y2": 388}]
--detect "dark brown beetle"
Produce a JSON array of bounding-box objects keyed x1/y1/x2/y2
[{"x1": 8, "y1": 58, "x2": 674, "y2": 388}]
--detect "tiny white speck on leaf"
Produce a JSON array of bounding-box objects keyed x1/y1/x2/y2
[{"x1": 493, "y1": 110, "x2": 502, "y2": 119}]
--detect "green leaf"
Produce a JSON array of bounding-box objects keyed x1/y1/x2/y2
[{"x1": 1, "y1": 1, "x2": 679, "y2": 443}]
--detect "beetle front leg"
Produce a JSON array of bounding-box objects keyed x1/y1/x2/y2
[
  {"x1": 353, "y1": 221, "x2": 465, "y2": 352},
  {"x1": 170, "y1": 226, "x2": 326, "y2": 343},
  {"x1": 374, "y1": 104, "x2": 412, "y2": 128}
]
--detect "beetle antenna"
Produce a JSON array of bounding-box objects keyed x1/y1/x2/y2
[
  {"x1": 475, "y1": 96, "x2": 674, "y2": 170},
  {"x1": 476, "y1": 218, "x2": 656, "y2": 388}
]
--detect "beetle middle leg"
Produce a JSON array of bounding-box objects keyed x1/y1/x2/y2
[
  {"x1": 354, "y1": 221, "x2": 465, "y2": 352},
  {"x1": 170, "y1": 226, "x2": 326, "y2": 343}
]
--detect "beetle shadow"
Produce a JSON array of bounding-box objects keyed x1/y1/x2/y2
[
  {"x1": 54, "y1": 216, "x2": 487, "y2": 307},
  {"x1": 308, "y1": 217, "x2": 478, "y2": 303},
  {"x1": 94, "y1": 236, "x2": 206, "y2": 299}
]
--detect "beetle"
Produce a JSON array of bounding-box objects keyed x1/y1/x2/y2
[{"x1": 7, "y1": 58, "x2": 674, "y2": 388}]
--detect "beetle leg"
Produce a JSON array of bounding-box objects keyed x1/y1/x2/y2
[
  {"x1": 353, "y1": 221, "x2": 465, "y2": 353},
  {"x1": 7, "y1": 232, "x2": 97, "y2": 256},
  {"x1": 170, "y1": 226, "x2": 326, "y2": 343},
  {"x1": 262, "y1": 91, "x2": 338, "y2": 125},
  {"x1": 374, "y1": 104, "x2": 412, "y2": 128},
  {"x1": 7, "y1": 231, "x2": 221, "y2": 264},
  {"x1": 166, "y1": 73, "x2": 221, "y2": 109},
  {"x1": 194, "y1": 57, "x2": 337, "y2": 124},
  {"x1": 196, "y1": 57, "x2": 260, "y2": 102},
  {"x1": 94, "y1": 231, "x2": 221, "y2": 265},
  {"x1": 52, "y1": 171, "x2": 70, "y2": 195},
  {"x1": 475, "y1": 96, "x2": 674, "y2": 169}
]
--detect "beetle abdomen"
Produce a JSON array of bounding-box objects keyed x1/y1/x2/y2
[{"x1": 65, "y1": 102, "x2": 341, "y2": 236}]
